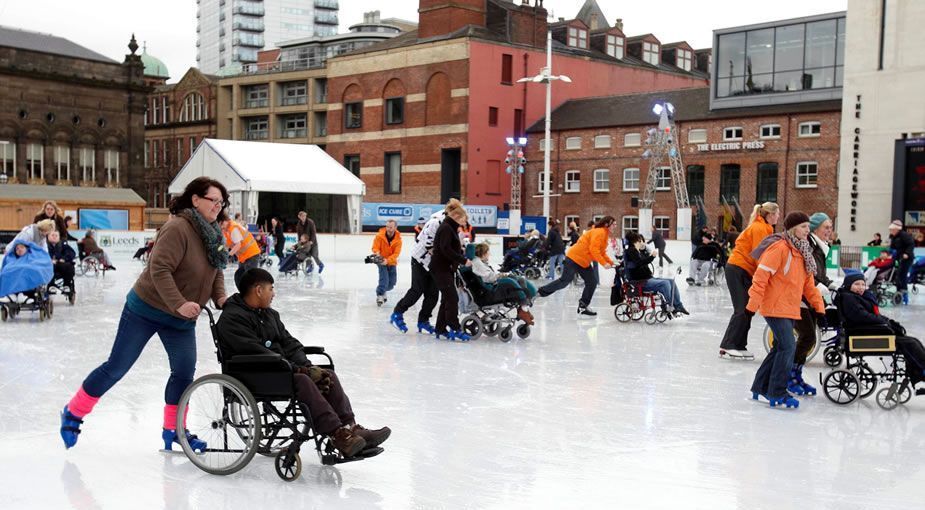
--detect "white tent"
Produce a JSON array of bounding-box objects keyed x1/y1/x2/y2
[{"x1": 169, "y1": 139, "x2": 366, "y2": 233}]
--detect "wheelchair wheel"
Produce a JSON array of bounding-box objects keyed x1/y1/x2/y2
[
  {"x1": 763, "y1": 324, "x2": 821, "y2": 362},
  {"x1": 892, "y1": 293, "x2": 904, "y2": 306},
  {"x1": 46, "y1": 299, "x2": 54, "y2": 318},
  {"x1": 823, "y1": 347, "x2": 843, "y2": 368},
  {"x1": 656, "y1": 310, "x2": 669, "y2": 323},
  {"x1": 483, "y1": 314, "x2": 501, "y2": 337},
  {"x1": 0, "y1": 307, "x2": 7, "y2": 322},
  {"x1": 177, "y1": 374, "x2": 261, "y2": 476},
  {"x1": 644, "y1": 310, "x2": 658, "y2": 324},
  {"x1": 877, "y1": 294, "x2": 889, "y2": 307},
  {"x1": 498, "y1": 326, "x2": 513, "y2": 343},
  {"x1": 822, "y1": 369, "x2": 860, "y2": 405},
  {"x1": 628, "y1": 302, "x2": 645, "y2": 321},
  {"x1": 875, "y1": 387, "x2": 901, "y2": 411},
  {"x1": 461, "y1": 314, "x2": 483, "y2": 340},
  {"x1": 516, "y1": 323, "x2": 531, "y2": 339},
  {"x1": 613, "y1": 303, "x2": 632, "y2": 323},
  {"x1": 274, "y1": 449, "x2": 302, "y2": 482},
  {"x1": 853, "y1": 364, "x2": 878, "y2": 399},
  {"x1": 524, "y1": 267, "x2": 540, "y2": 280}
]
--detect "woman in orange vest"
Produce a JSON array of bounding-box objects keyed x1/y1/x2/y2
[
  {"x1": 719, "y1": 202, "x2": 779, "y2": 360},
  {"x1": 747, "y1": 212, "x2": 825, "y2": 409},
  {"x1": 537, "y1": 216, "x2": 616, "y2": 317},
  {"x1": 222, "y1": 218, "x2": 261, "y2": 290}
]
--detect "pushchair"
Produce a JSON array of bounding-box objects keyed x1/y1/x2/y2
[
  {"x1": 0, "y1": 240, "x2": 55, "y2": 321},
  {"x1": 869, "y1": 263, "x2": 903, "y2": 307},
  {"x1": 458, "y1": 268, "x2": 533, "y2": 342}
]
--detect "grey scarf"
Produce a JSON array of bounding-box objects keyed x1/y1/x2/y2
[{"x1": 177, "y1": 209, "x2": 228, "y2": 270}]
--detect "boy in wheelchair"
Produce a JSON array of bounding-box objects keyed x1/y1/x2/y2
[
  {"x1": 837, "y1": 273, "x2": 925, "y2": 393},
  {"x1": 686, "y1": 232, "x2": 723, "y2": 286},
  {"x1": 216, "y1": 268, "x2": 391, "y2": 458},
  {"x1": 46, "y1": 231, "x2": 76, "y2": 294}
]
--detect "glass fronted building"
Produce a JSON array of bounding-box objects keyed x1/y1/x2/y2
[{"x1": 711, "y1": 12, "x2": 846, "y2": 109}]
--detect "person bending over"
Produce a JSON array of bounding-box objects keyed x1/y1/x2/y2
[
  {"x1": 216, "y1": 268, "x2": 391, "y2": 458},
  {"x1": 625, "y1": 233, "x2": 689, "y2": 315}
]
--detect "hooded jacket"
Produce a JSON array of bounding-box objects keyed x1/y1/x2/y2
[
  {"x1": 215, "y1": 293, "x2": 309, "y2": 367},
  {"x1": 746, "y1": 237, "x2": 825, "y2": 320},
  {"x1": 835, "y1": 288, "x2": 888, "y2": 329},
  {"x1": 372, "y1": 227, "x2": 402, "y2": 266}
]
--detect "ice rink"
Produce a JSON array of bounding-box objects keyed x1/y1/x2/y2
[{"x1": 1, "y1": 253, "x2": 924, "y2": 509}]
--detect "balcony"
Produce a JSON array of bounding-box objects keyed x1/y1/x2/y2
[
  {"x1": 314, "y1": 0, "x2": 338, "y2": 9},
  {"x1": 244, "y1": 130, "x2": 268, "y2": 140},
  {"x1": 240, "y1": 56, "x2": 324, "y2": 75},
  {"x1": 281, "y1": 128, "x2": 307, "y2": 139},
  {"x1": 233, "y1": 4, "x2": 265, "y2": 16},
  {"x1": 281, "y1": 96, "x2": 307, "y2": 106},
  {"x1": 233, "y1": 20, "x2": 264, "y2": 32},
  {"x1": 243, "y1": 98, "x2": 268, "y2": 109},
  {"x1": 234, "y1": 35, "x2": 265, "y2": 47},
  {"x1": 314, "y1": 13, "x2": 338, "y2": 25}
]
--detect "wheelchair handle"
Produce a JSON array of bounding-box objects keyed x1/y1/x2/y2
[{"x1": 202, "y1": 306, "x2": 216, "y2": 325}]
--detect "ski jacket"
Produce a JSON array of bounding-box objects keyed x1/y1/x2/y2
[
  {"x1": 566, "y1": 227, "x2": 613, "y2": 268},
  {"x1": 889, "y1": 230, "x2": 915, "y2": 259},
  {"x1": 836, "y1": 289, "x2": 888, "y2": 329},
  {"x1": 215, "y1": 294, "x2": 309, "y2": 367},
  {"x1": 372, "y1": 227, "x2": 402, "y2": 266},
  {"x1": 746, "y1": 238, "x2": 824, "y2": 320},
  {"x1": 728, "y1": 216, "x2": 773, "y2": 276}
]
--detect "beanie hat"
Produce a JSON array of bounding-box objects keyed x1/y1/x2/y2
[
  {"x1": 783, "y1": 211, "x2": 810, "y2": 231},
  {"x1": 888, "y1": 220, "x2": 903, "y2": 230},
  {"x1": 808, "y1": 212, "x2": 830, "y2": 232},
  {"x1": 842, "y1": 272, "x2": 865, "y2": 289}
]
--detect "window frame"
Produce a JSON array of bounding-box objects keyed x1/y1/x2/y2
[
  {"x1": 537, "y1": 171, "x2": 550, "y2": 194},
  {"x1": 281, "y1": 114, "x2": 307, "y2": 138},
  {"x1": 688, "y1": 128, "x2": 707, "y2": 144},
  {"x1": 564, "y1": 170, "x2": 581, "y2": 193},
  {"x1": 78, "y1": 146, "x2": 95, "y2": 182},
  {"x1": 565, "y1": 137, "x2": 582, "y2": 150},
  {"x1": 643, "y1": 41, "x2": 660, "y2": 65},
  {"x1": 593, "y1": 169, "x2": 610, "y2": 192},
  {"x1": 384, "y1": 152, "x2": 402, "y2": 194},
  {"x1": 795, "y1": 161, "x2": 819, "y2": 188},
  {"x1": 26, "y1": 143, "x2": 43, "y2": 180},
  {"x1": 606, "y1": 34, "x2": 624, "y2": 59},
  {"x1": 0, "y1": 141, "x2": 15, "y2": 179},
  {"x1": 568, "y1": 27, "x2": 588, "y2": 49},
  {"x1": 344, "y1": 102, "x2": 363, "y2": 129},
  {"x1": 756, "y1": 162, "x2": 779, "y2": 202},
  {"x1": 719, "y1": 163, "x2": 741, "y2": 202},
  {"x1": 654, "y1": 216, "x2": 671, "y2": 236},
  {"x1": 624, "y1": 133, "x2": 641, "y2": 147},
  {"x1": 55, "y1": 144, "x2": 70, "y2": 182},
  {"x1": 488, "y1": 106, "x2": 498, "y2": 127},
  {"x1": 623, "y1": 167, "x2": 640, "y2": 192},
  {"x1": 655, "y1": 166, "x2": 671, "y2": 191},
  {"x1": 564, "y1": 215, "x2": 580, "y2": 229},
  {"x1": 244, "y1": 84, "x2": 269, "y2": 109},
  {"x1": 501, "y1": 54, "x2": 513, "y2": 84},
  {"x1": 538, "y1": 138, "x2": 554, "y2": 151},
  {"x1": 245, "y1": 117, "x2": 269, "y2": 140},
  {"x1": 686, "y1": 164, "x2": 705, "y2": 201},
  {"x1": 344, "y1": 154, "x2": 361, "y2": 177},
  {"x1": 593, "y1": 135, "x2": 612, "y2": 149},
  {"x1": 280, "y1": 81, "x2": 307, "y2": 106},
  {"x1": 723, "y1": 127, "x2": 744, "y2": 141},
  {"x1": 622, "y1": 216, "x2": 639, "y2": 237},
  {"x1": 759, "y1": 124, "x2": 782, "y2": 139},
  {"x1": 104, "y1": 149, "x2": 119, "y2": 184},
  {"x1": 385, "y1": 97, "x2": 404, "y2": 125},
  {"x1": 798, "y1": 121, "x2": 821, "y2": 137}
]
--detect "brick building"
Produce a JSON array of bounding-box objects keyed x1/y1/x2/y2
[
  {"x1": 321, "y1": 0, "x2": 708, "y2": 210},
  {"x1": 143, "y1": 61, "x2": 218, "y2": 210},
  {"x1": 524, "y1": 87, "x2": 842, "y2": 238},
  {"x1": 0, "y1": 27, "x2": 147, "y2": 198}
]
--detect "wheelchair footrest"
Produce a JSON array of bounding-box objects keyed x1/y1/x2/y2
[{"x1": 321, "y1": 446, "x2": 384, "y2": 466}]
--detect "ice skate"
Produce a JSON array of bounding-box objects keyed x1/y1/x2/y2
[
  {"x1": 768, "y1": 394, "x2": 800, "y2": 409},
  {"x1": 162, "y1": 429, "x2": 207, "y2": 453},
  {"x1": 376, "y1": 295, "x2": 386, "y2": 307},
  {"x1": 389, "y1": 312, "x2": 408, "y2": 333},
  {"x1": 416, "y1": 322, "x2": 435, "y2": 335},
  {"x1": 60, "y1": 406, "x2": 83, "y2": 449},
  {"x1": 790, "y1": 365, "x2": 817, "y2": 396},
  {"x1": 719, "y1": 348, "x2": 755, "y2": 360}
]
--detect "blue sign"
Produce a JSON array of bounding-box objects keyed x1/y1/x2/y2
[
  {"x1": 78, "y1": 209, "x2": 129, "y2": 230},
  {"x1": 362, "y1": 202, "x2": 498, "y2": 228}
]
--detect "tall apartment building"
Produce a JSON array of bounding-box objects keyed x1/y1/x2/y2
[{"x1": 196, "y1": 0, "x2": 340, "y2": 75}]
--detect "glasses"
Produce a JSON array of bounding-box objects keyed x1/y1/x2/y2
[{"x1": 200, "y1": 196, "x2": 228, "y2": 208}]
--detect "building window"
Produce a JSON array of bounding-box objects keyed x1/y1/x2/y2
[
  {"x1": 0, "y1": 141, "x2": 14, "y2": 179},
  {"x1": 719, "y1": 164, "x2": 740, "y2": 202},
  {"x1": 565, "y1": 137, "x2": 581, "y2": 150},
  {"x1": 564, "y1": 215, "x2": 579, "y2": 228},
  {"x1": 244, "y1": 85, "x2": 269, "y2": 108},
  {"x1": 538, "y1": 171, "x2": 550, "y2": 194},
  {"x1": 162, "y1": 96, "x2": 170, "y2": 123},
  {"x1": 688, "y1": 129, "x2": 707, "y2": 144},
  {"x1": 798, "y1": 122, "x2": 821, "y2": 137},
  {"x1": 180, "y1": 93, "x2": 206, "y2": 122},
  {"x1": 385, "y1": 97, "x2": 404, "y2": 125},
  {"x1": 488, "y1": 107, "x2": 498, "y2": 127},
  {"x1": 344, "y1": 102, "x2": 362, "y2": 129},
  {"x1": 55, "y1": 145, "x2": 70, "y2": 182},
  {"x1": 756, "y1": 162, "x2": 778, "y2": 202},
  {"x1": 723, "y1": 127, "x2": 743, "y2": 141},
  {"x1": 538, "y1": 138, "x2": 554, "y2": 151},
  {"x1": 622, "y1": 216, "x2": 639, "y2": 237},
  {"x1": 606, "y1": 35, "x2": 624, "y2": 59},
  {"x1": 655, "y1": 167, "x2": 671, "y2": 191},
  {"x1": 565, "y1": 170, "x2": 580, "y2": 192},
  {"x1": 568, "y1": 27, "x2": 588, "y2": 49},
  {"x1": 79, "y1": 147, "x2": 95, "y2": 182},
  {"x1": 654, "y1": 216, "x2": 671, "y2": 237},
  {"x1": 245, "y1": 117, "x2": 268, "y2": 140},
  {"x1": 643, "y1": 41, "x2": 660, "y2": 65},
  {"x1": 760, "y1": 124, "x2": 781, "y2": 139},
  {"x1": 384, "y1": 152, "x2": 401, "y2": 194},
  {"x1": 686, "y1": 165, "x2": 705, "y2": 201},
  {"x1": 152, "y1": 140, "x2": 158, "y2": 167},
  {"x1": 796, "y1": 161, "x2": 818, "y2": 188},
  {"x1": 153, "y1": 99, "x2": 161, "y2": 125},
  {"x1": 593, "y1": 169, "x2": 609, "y2": 192},
  {"x1": 676, "y1": 49, "x2": 692, "y2": 71},
  {"x1": 189, "y1": 137, "x2": 197, "y2": 156},
  {"x1": 143, "y1": 141, "x2": 149, "y2": 168},
  {"x1": 624, "y1": 133, "x2": 641, "y2": 147},
  {"x1": 105, "y1": 149, "x2": 119, "y2": 184},
  {"x1": 280, "y1": 81, "x2": 307, "y2": 106},
  {"x1": 143, "y1": 105, "x2": 148, "y2": 126},
  {"x1": 501, "y1": 54, "x2": 513, "y2": 84},
  {"x1": 623, "y1": 167, "x2": 640, "y2": 191},
  {"x1": 280, "y1": 114, "x2": 307, "y2": 138},
  {"x1": 177, "y1": 139, "x2": 182, "y2": 166},
  {"x1": 593, "y1": 135, "x2": 611, "y2": 149},
  {"x1": 514, "y1": 109, "x2": 523, "y2": 137},
  {"x1": 344, "y1": 154, "x2": 360, "y2": 177},
  {"x1": 26, "y1": 143, "x2": 43, "y2": 180}
]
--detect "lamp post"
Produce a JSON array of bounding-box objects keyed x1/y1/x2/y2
[
  {"x1": 518, "y1": 30, "x2": 570, "y2": 221},
  {"x1": 505, "y1": 136, "x2": 527, "y2": 234}
]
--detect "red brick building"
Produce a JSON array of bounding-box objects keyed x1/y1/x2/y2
[
  {"x1": 523, "y1": 87, "x2": 842, "y2": 237},
  {"x1": 322, "y1": 0, "x2": 707, "y2": 210}
]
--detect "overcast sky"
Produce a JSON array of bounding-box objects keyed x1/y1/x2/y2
[{"x1": 0, "y1": 0, "x2": 846, "y2": 82}]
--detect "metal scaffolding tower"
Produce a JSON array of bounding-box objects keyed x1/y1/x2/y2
[{"x1": 638, "y1": 102, "x2": 692, "y2": 241}]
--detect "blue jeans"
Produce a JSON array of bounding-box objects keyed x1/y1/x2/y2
[
  {"x1": 376, "y1": 264, "x2": 397, "y2": 296},
  {"x1": 547, "y1": 253, "x2": 565, "y2": 278},
  {"x1": 751, "y1": 317, "x2": 796, "y2": 399},
  {"x1": 643, "y1": 278, "x2": 682, "y2": 308},
  {"x1": 82, "y1": 306, "x2": 197, "y2": 405}
]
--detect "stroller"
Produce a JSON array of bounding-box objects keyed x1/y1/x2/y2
[
  {"x1": 0, "y1": 240, "x2": 55, "y2": 321},
  {"x1": 458, "y1": 268, "x2": 533, "y2": 342}
]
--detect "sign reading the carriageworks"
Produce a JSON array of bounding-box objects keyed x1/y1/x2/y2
[{"x1": 696, "y1": 141, "x2": 766, "y2": 152}]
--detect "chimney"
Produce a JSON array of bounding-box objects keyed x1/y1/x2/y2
[
  {"x1": 418, "y1": 0, "x2": 488, "y2": 40},
  {"x1": 558, "y1": 17, "x2": 565, "y2": 22},
  {"x1": 373, "y1": 10, "x2": 381, "y2": 23},
  {"x1": 615, "y1": 18, "x2": 623, "y2": 31},
  {"x1": 590, "y1": 13, "x2": 599, "y2": 30}
]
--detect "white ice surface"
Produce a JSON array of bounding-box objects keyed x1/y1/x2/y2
[{"x1": 1, "y1": 254, "x2": 924, "y2": 510}]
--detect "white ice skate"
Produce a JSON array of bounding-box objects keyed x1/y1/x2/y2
[{"x1": 719, "y1": 348, "x2": 755, "y2": 360}]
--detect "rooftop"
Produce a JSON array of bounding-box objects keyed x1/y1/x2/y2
[
  {"x1": 0, "y1": 184, "x2": 145, "y2": 205},
  {"x1": 0, "y1": 25, "x2": 116, "y2": 64}
]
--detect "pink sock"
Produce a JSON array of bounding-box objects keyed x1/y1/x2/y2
[
  {"x1": 67, "y1": 387, "x2": 100, "y2": 418},
  {"x1": 163, "y1": 405, "x2": 189, "y2": 430}
]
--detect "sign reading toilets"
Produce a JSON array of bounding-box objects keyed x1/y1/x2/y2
[{"x1": 362, "y1": 203, "x2": 497, "y2": 228}]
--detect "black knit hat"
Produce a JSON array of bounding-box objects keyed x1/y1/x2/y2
[
  {"x1": 842, "y1": 272, "x2": 865, "y2": 289},
  {"x1": 783, "y1": 211, "x2": 811, "y2": 231}
]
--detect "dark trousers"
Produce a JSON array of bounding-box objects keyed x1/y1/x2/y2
[
  {"x1": 293, "y1": 370, "x2": 354, "y2": 435},
  {"x1": 898, "y1": 336, "x2": 925, "y2": 384},
  {"x1": 233, "y1": 255, "x2": 260, "y2": 291},
  {"x1": 720, "y1": 264, "x2": 754, "y2": 350},
  {"x1": 751, "y1": 317, "x2": 796, "y2": 400},
  {"x1": 896, "y1": 257, "x2": 913, "y2": 292},
  {"x1": 793, "y1": 308, "x2": 817, "y2": 365},
  {"x1": 275, "y1": 241, "x2": 286, "y2": 264},
  {"x1": 53, "y1": 261, "x2": 75, "y2": 289},
  {"x1": 657, "y1": 248, "x2": 673, "y2": 267},
  {"x1": 308, "y1": 243, "x2": 323, "y2": 266},
  {"x1": 433, "y1": 269, "x2": 460, "y2": 333},
  {"x1": 393, "y1": 259, "x2": 439, "y2": 324},
  {"x1": 82, "y1": 306, "x2": 196, "y2": 405},
  {"x1": 539, "y1": 258, "x2": 597, "y2": 307}
]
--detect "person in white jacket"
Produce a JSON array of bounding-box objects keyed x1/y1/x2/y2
[
  {"x1": 12, "y1": 219, "x2": 56, "y2": 252},
  {"x1": 470, "y1": 243, "x2": 535, "y2": 325},
  {"x1": 389, "y1": 210, "x2": 446, "y2": 334}
]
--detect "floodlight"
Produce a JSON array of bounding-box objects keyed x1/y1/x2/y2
[
  {"x1": 641, "y1": 149, "x2": 652, "y2": 159},
  {"x1": 652, "y1": 104, "x2": 663, "y2": 115},
  {"x1": 506, "y1": 137, "x2": 515, "y2": 145},
  {"x1": 559, "y1": 75, "x2": 572, "y2": 83},
  {"x1": 518, "y1": 137, "x2": 528, "y2": 145},
  {"x1": 666, "y1": 102, "x2": 675, "y2": 115}
]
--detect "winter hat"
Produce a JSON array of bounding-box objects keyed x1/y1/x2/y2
[
  {"x1": 888, "y1": 220, "x2": 903, "y2": 230},
  {"x1": 783, "y1": 211, "x2": 811, "y2": 231},
  {"x1": 808, "y1": 212, "x2": 830, "y2": 232},
  {"x1": 444, "y1": 198, "x2": 468, "y2": 224},
  {"x1": 842, "y1": 272, "x2": 865, "y2": 289}
]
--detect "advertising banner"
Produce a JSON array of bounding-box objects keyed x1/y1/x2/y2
[
  {"x1": 78, "y1": 209, "x2": 130, "y2": 230},
  {"x1": 362, "y1": 203, "x2": 497, "y2": 228}
]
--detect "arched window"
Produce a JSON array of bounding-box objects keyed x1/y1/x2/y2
[{"x1": 181, "y1": 93, "x2": 206, "y2": 122}]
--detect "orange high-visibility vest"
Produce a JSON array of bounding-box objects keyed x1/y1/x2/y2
[{"x1": 224, "y1": 222, "x2": 260, "y2": 263}]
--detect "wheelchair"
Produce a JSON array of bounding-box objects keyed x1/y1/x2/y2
[
  {"x1": 76, "y1": 244, "x2": 108, "y2": 277},
  {"x1": 762, "y1": 305, "x2": 843, "y2": 366},
  {"x1": 1, "y1": 285, "x2": 54, "y2": 322},
  {"x1": 174, "y1": 308, "x2": 383, "y2": 481},
  {"x1": 819, "y1": 324, "x2": 916, "y2": 410},
  {"x1": 613, "y1": 278, "x2": 669, "y2": 324},
  {"x1": 47, "y1": 274, "x2": 77, "y2": 306},
  {"x1": 458, "y1": 269, "x2": 532, "y2": 342}
]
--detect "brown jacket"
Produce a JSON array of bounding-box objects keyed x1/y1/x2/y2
[{"x1": 133, "y1": 215, "x2": 226, "y2": 318}]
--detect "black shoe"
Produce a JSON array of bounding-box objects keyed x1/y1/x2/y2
[
  {"x1": 577, "y1": 306, "x2": 597, "y2": 317},
  {"x1": 675, "y1": 305, "x2": 690, "y2": 315}
]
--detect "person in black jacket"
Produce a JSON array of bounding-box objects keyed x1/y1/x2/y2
[
  {"x1": 216, "y1": 268, "x2": 391, "y2": 458},
  {"x1": 837, "y1": 273, "x2": 925, "y2": 390},
  {"x1": 47, "y1": 230, "x2": 76, "y2": 291},
  {"x1": 686, "y1": 235, "x2": 722, "y2": 286},
  {"x1": 567, "y1": 222, "x2": 580, "y2": 246},
  {"x1": 544, "y1": 219, "x2": 566, "y2": 279},
  {"x1": 888, "y1": 220, "x2": 915, "y2": 298},
  {"x1": 625, "y1": 233, "x2": 689, "y2": 315},
  {"x1": 647, "y1": 229, "x2": 673, "y2": 268},
  {"x1": 270, "y1": 217, "x2": 286, "y2": 265},
  {"x1": 429, "y1": 199, "x2": 472, "y2": 340}
]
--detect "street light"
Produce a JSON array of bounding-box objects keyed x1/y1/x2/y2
[{"x1": 518, "y1": 29, "x2": 571, "y2": 221}]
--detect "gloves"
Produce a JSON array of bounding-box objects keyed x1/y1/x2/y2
[
  {"x1": 813, "y1": 310, "x2": 828, "y2": 329},
  {"x1": 295, "y1": 366, "x2": 332, "y2": 394}
]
